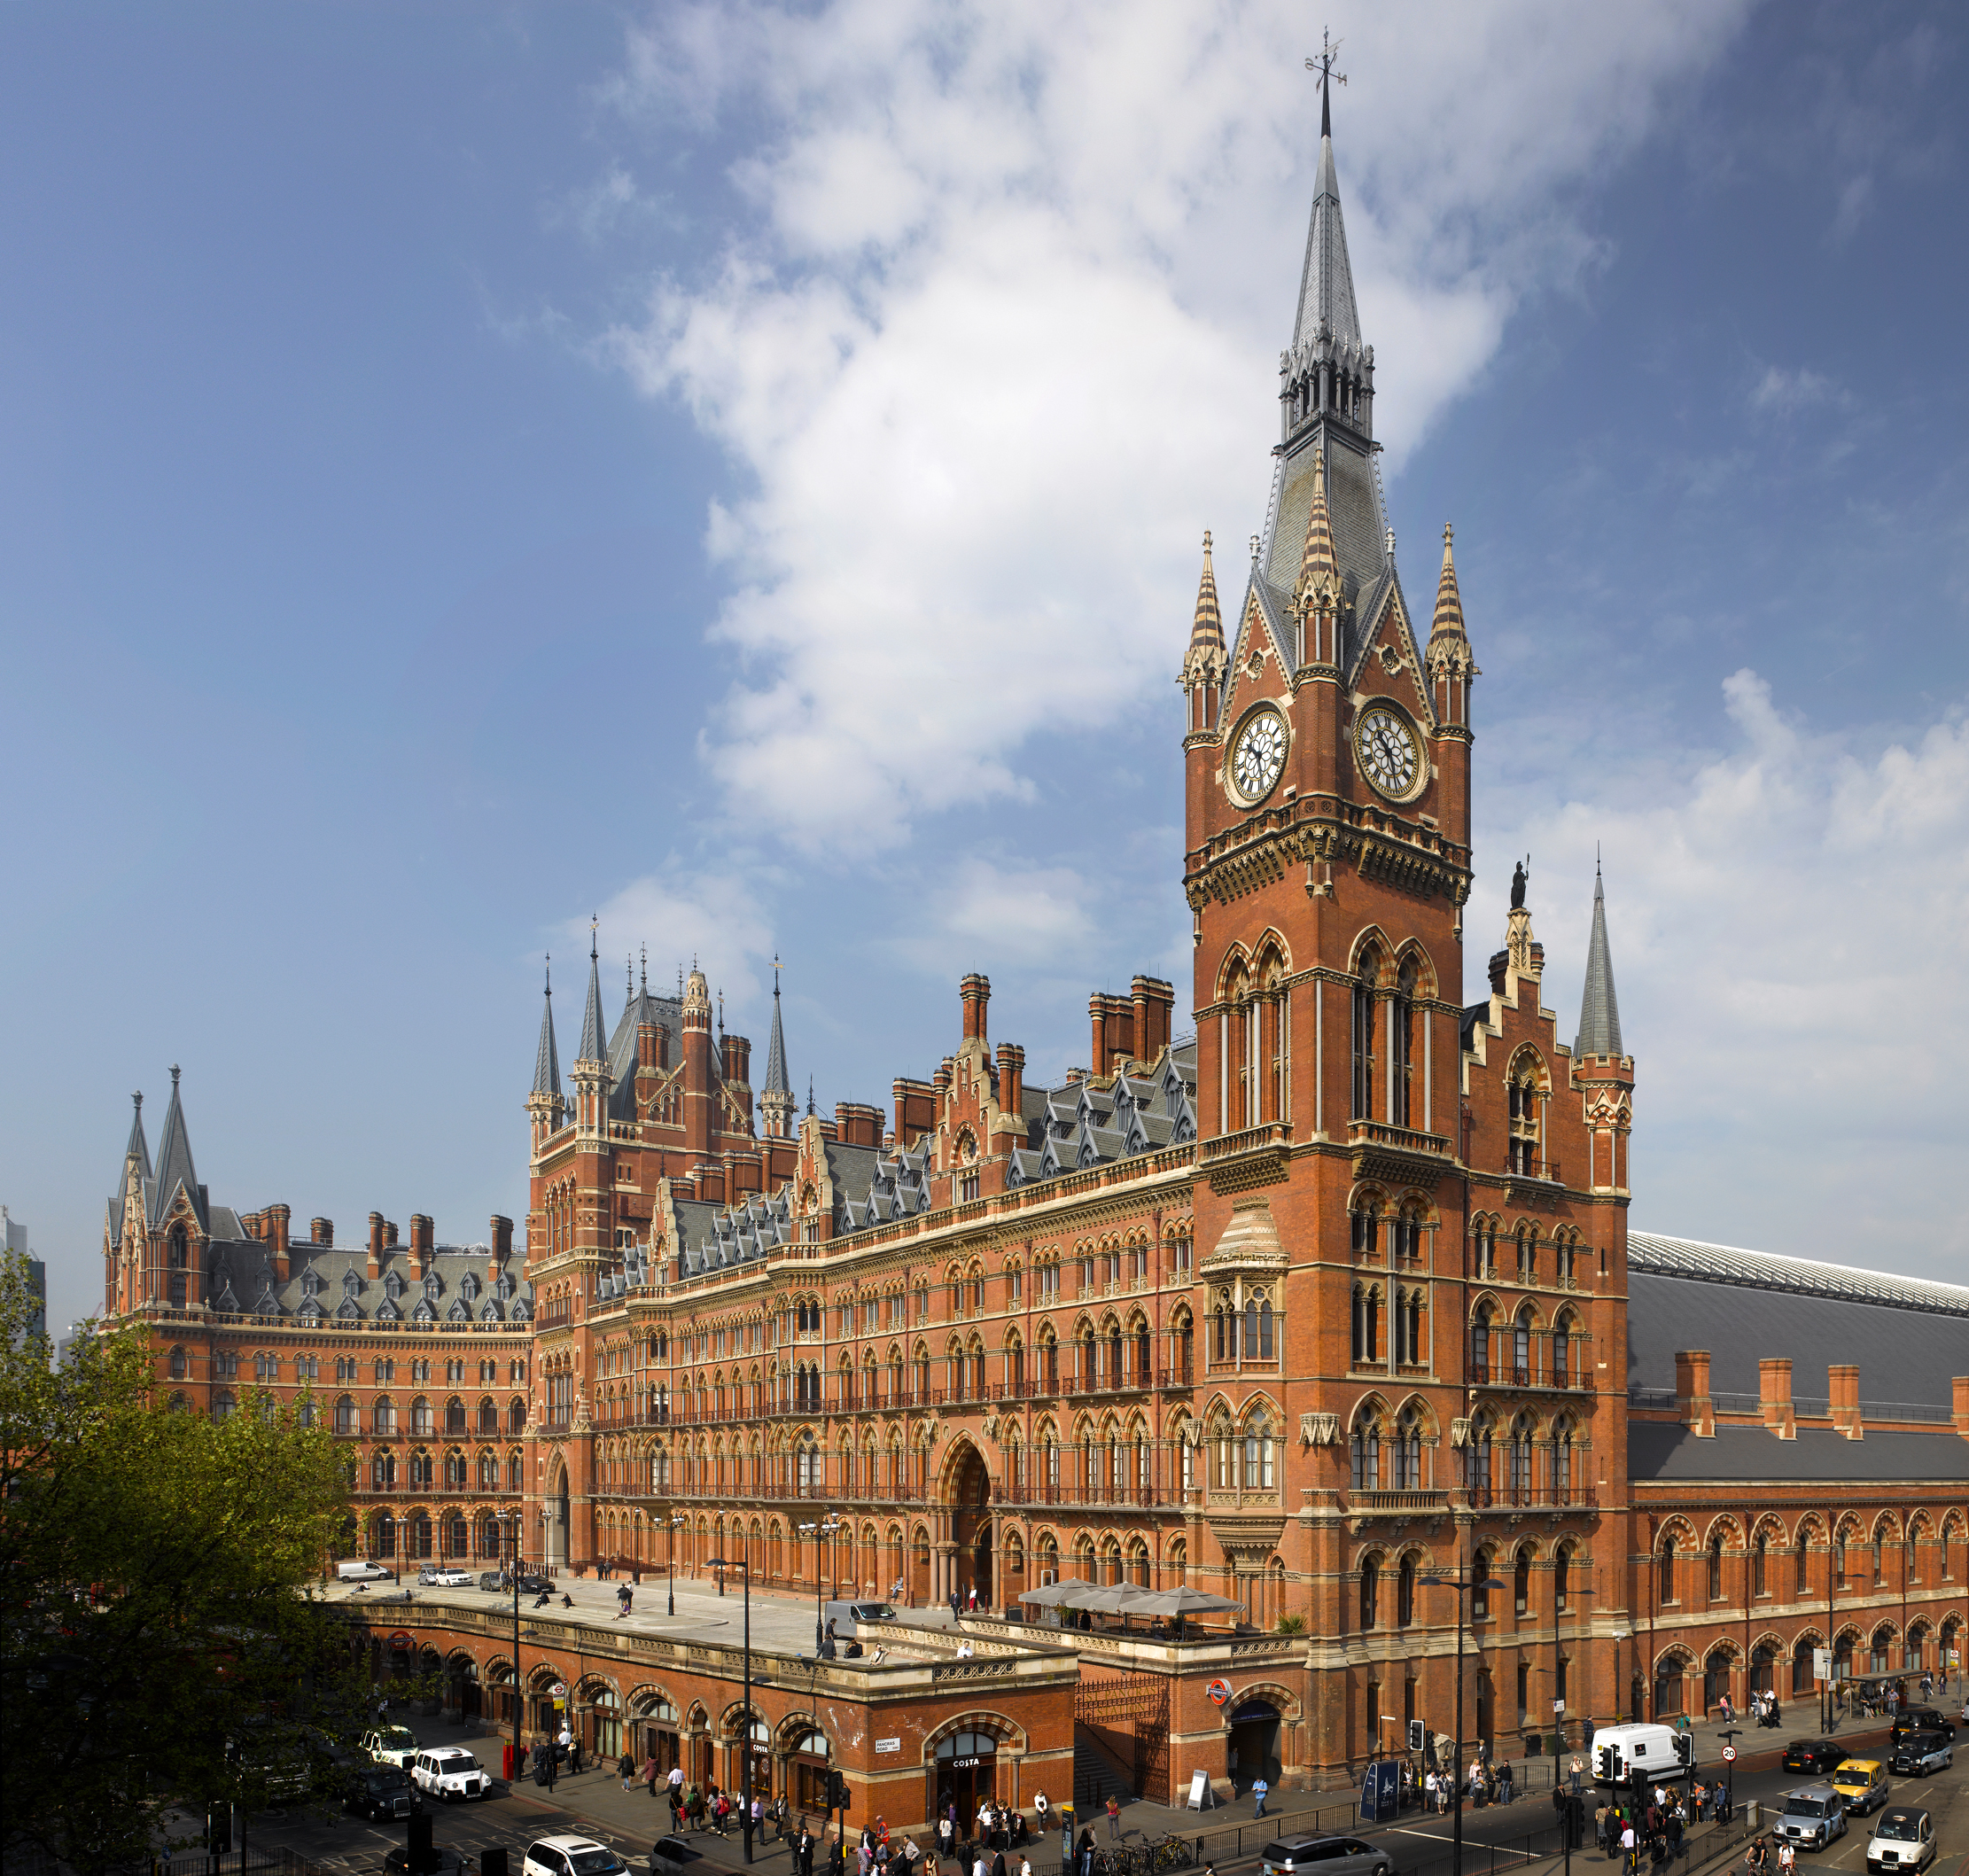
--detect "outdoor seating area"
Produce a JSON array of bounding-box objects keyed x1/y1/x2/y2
[{"x1": 1012, "y1": 1579, "x2": 1246, "y2": 1638}]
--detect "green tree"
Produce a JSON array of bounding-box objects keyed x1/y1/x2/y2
[{"x1": 0, "y1": 1251, "x2": 357, "y2": 1874}]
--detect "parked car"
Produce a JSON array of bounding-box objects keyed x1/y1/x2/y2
[
  {"x1": 362, "y1": 1724, "x2": 422, "y2": 1768},
  {"x1": 821, "y1": 1599, "x2": 897, "y2": 1639},
  {"x1": 428, "y1": 1568, "x2": 475, "y2": 1588},
  {"x1": 413, "y1": 1748, "x2": 491, "y2": 1802},
  {"x1": 1865, "y1": 1806, "x2": 1936, "y2": 1875},
  {"x1": 337, "y1": 1560, "x2": 393, "y2": 1581},
  {"x1": 479, "y1": 1570, "x2": 509, "y2": 1592},
  {"x1": 345, "y1": 1764, "x2": 415, "y2": 1821},
  {"x1": 1888, "y1": 1734, "x2": 1951, "y2": 1778},
  {"x1": 523, "y1": 1837, "x2": 633, "y2": 1876},
  {"x1": 1832, "y1": 1761, "x2": 1891, "y2": 1818},
  {"x1": 649, "y1": 1836, "x2": 705, "y2": 1876},
  {"x1": 1261, "y1": 1839, "x2": 1391, "y2": 1876},
  {"x1": 1890, "y1": 1709, "x2": 1954, "y2": 1743},
  {"x1": 1774, "y1": 1786, "x2": 1848, "y2": 1850},
  {"x1": 1784, "y1": 1741, "x2": 1848, "y2": 1777}
]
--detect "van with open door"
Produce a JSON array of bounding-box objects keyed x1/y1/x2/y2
[{"x1": 1592, "y1": 1724, "x2": 1693, "y2": 1783}]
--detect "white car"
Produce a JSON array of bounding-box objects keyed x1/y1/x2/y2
[
  {"x1": 523, "y1": 1838, "x2": 632, "y2": 1876},
  {"x1": 413, "y1": 1747, "x2": 489, "y2": 1802},
  {"x1": 362, "y1": 1725, "x2": 421, "y2": 1769},
  {"x1": 1865, "y1": 1806, "x2": 1936, "y2": 1875},
  {"x1": 416, "y1": 1567, "x2": 475, "y2": 1588}
]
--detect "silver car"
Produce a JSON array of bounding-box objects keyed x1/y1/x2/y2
[
  {"x1": 1261, "y1": 1839, "x2": 1391, "y2": 1876},
  {"x1": 1774, "y1": 1786, "x2": 1848, "y2": 1850}
]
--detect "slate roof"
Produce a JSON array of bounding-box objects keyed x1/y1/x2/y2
[
  {"x1": 577, "y1": 945, "x2": 608, "y2": 1064},
  {"x1": 1630, "y1": 1421, "x2": 1969, "y2": 1486},
  {"x1": 1004, "y1": 1039, "x2": 1197, "y2": 1192},
  {"x1": 1293, "y1": 105, "x2": 1362, "y2": 354},
  {"x1": 150, "y1": 1069, "x2": 205, "y2": 1230},
  {"x1": 179, "y1": 1234, "x2": 533, "y2": 1327},
  {"x1": 1627, "y1": 1232, "x2": 1969, "y2": 1415},
  {"x1": 762, "y1": 978, "x2": 791, "y2": 1099},
  {"x1": 533, "y1": 967, "x2": 563, "y2": 1099},
  {"x1": 109, "y1": 1093, "x2": 152, "y2": 1249},
  {"x1": 605, "y1": 985, "x2": 693, "y2": 1124}
]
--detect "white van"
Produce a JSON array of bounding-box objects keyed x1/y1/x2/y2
[
  {"x1": 1592, "y1": 1724, "x2": 1693, "y2": 1783},
  {"x1": 337, "y1": 1560, "x2": 393, "y2": 1582}
]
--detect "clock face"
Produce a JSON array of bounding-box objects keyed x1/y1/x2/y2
[
  {"x1": 1230, "y1": 709, "x2": 1288, "y2": 802},
  {"x1": 1355, "y1": 705, "x2": 1422, "y2": 799}
]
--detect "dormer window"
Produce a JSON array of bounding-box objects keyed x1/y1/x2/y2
[
  {"x1": 424, "y1": 1273, "x2": 440, "y2": 1302},
  {"x1": 461, "y1": 1272, "x2": 479, "y2": 1302},
  {"x1": 342, "y1": 1270, "x2": 360, "y2": 1296},
  {"x1": 384, "y1": 1270, "x2": 403, "y2": 1299}
]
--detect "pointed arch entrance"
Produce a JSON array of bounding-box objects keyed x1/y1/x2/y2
[
  {"x1": 546, "y1": 1460, "x2": 571, "y2": 1568},
  {"x1": 942, "y1": 1438, "x2": 992, "y2": 1607}
]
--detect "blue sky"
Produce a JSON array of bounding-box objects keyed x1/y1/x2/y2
[{"x1": 4, "y1": 1, "x2": 1965, "y2": 1337}]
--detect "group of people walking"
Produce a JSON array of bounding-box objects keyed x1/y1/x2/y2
[{"x1": 1595, "y1": 1782, "x2": 1724, "y2": 1872}]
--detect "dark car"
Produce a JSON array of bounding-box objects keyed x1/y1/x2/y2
[
  {"x1": 1785, "y1": 1740, "x2": 1848, "y2": 1776},
  {"x1": 346, "y1": 1764, "x2": 416, "y2": 1821},
  {"x1": 385, "y1": 1848, "x2": 470, "y2": 1876},
  {"x1": 1888, "y1": 1734, "x2": 1951, "y2": 1778},
  {"x1": 650, "y1": 1836, "x2": 705, "y2": 1876},
  {"x1": 1890, "y1": 1709, "x2": 1954, "y2": 1744}
]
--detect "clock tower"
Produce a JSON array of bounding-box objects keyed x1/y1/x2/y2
[{"x1": 1178, "y1": 72, "x2": 1485, "y2": 1755}]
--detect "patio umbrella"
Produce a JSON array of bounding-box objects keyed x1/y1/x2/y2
[
  {"x1": 1128, "y1": 1584, "x2": 1245, "y2": 1617},
  {"x1": 1016, "y1": 1578, "x2": 1107, "y2": 1608},
  {"x1": 1080, "y1": 1582, "x2": 1158, "y2": 1614}
]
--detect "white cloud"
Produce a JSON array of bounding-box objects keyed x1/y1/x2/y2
[
  {"x1": 601, "y1": 0, "x2": 1755, "y2": 852},
  {"x1": 896, "y1": 859, "x2": 1097, "y2": 972},
  {"x1": 1476, "y1": 672, "x2": 1969, "y2": 1281},
  {"x1": 1748, "y1": 362, "x2": 1841, "y2": 415},
  {"x1": 580, "y1": 864, "x2": 778, "y2": 1012}
]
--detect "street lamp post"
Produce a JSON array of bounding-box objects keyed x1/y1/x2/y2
[
  {"x1": 706, "y1": 1553, "x2": 755, "y2": 1866},
  {"x1": 1420, "y1": 1568, "x2": 1506, "y2": 1876},
  {"x1": 504, "y1": 1510, "x2": 523, "y2": 1786},
  {"x1": 666, "y1": 1512, "x2": 687, "y2": 1618}
]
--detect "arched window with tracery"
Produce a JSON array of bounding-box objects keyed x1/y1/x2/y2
[
  {"x1": 1350, "y1": 1409, "x2": 1381, "y2": 1491},
  {"x1": 1469, "y1": 1304, "x2": 1492, "y2": 1381},
  {"x1": 1392, "y1": 957, "x2": 1419, "y2": 1127},
  {"x1": 1351, "y1": 948, "x2": 1380, "y2": 1119},
  {"x1": 1658, "y1": 1533, "x2": 1678, "y2": 1606},
  {"x1": 1393, "y1": 1405, "x2": 1423, "y2": 1490},
  {"x1": 1351, "y1": 1284, "x2": 1380, "y2": 1366},
  {"x1": 1359, "y1": 1552, "x2": 1381, "y2": 1629},
  {"x1": 1351, "y1": 1195, "x2": 1381, "y2": 1262},
  {"x1": 1513, "y1": 1307, "x2": 1533, "y2": 1385},
  {"x1": 1507, "y1": 1055, "x2": 1545, "y2": 1176},
  {"x1": 1394, "y1": 1286, "x2": 1425, "y2": 1367}
]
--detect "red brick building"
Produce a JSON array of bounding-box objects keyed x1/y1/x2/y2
[{"x1": 97, "y1": 79, "x2": 1968, "y2": 1802}]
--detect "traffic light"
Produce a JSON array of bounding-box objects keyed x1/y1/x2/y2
[
  {"x1": 1408, "y1": 1720, "x2": 1426, "y2": 1754},
  {"x1": 206, "y1": 1810, "x2": 230, "y2": 1856},
  {"x1": 1674, "y1": 1732, "x2": 1693, "y2": 1766},
  {"x1": 1596, "y1": 1745, "x2": 1616, "y2": 1781},
  {"x1": 409, "y1": 1814, "x2": 436, "y2": 1873},
  {"x1": 828, "y1": 1771, "x2": 851, "y2": 1812}
]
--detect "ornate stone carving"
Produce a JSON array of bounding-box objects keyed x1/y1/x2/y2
[
  {"x1": 1300, "y1": 1412, "x2": 1340, "y2": 1446},
  {"x1": 1450, "y1": 1416, "x2": 1470, "y2": 1448}
]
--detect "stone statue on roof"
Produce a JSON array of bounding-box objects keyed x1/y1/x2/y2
[{"x1": 1510, "y1": 860, "x2": 1527, "y2": 910}]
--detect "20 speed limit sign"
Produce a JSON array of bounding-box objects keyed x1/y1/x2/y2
[{"x1": 1721, "y1": 1746, "x2": 1737, "y2": 1763}]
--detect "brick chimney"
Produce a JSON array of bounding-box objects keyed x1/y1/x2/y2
[
  {"x1": 960, "y1": 974, "x2": 991, "y2": 1044},
  {"x1": 892, "y1": 1077, "x2": 934, "y2": 1146},
  {"x1": 367, "y1": 1211, "x2": 384, "y2": 1279},
  {"x1": 996, "y1": 1042, "x2": 1025, "y2": 1123},
  {"x1": 385, "y1": 1218, "x2": 400, "y2": 1249},
  {"x1": 835, "y1": 1101, "x2": 882, "y2": 1148},
  {"x1": 1674, "y1": 1350, "x2": 1715, "y2": 1437},
  {"x1": 1089, "y1": 992, "x2": 1133, "y2": 1076},
  {"x1": 933, "y1": 1058, "x2": 954, "y2": 1104},
  {"x1": 489, "y1": 1215, "x2": 512, "y2": 1281},
  {"x1": 1952, "y1": 1376, "x2": 1969, "y2": 1437},
  {"x1": 309, "y1": 1216, "x2": 333, "y2": 1248},
  {"x1": 1132, "y1": 975, "x2": 1175, "y2": 1061},
  {"x1": 1760, "y1": 1358, "x2": 1796, "y2": 1440},
  {"x1": 268, "y1": 1203, "x2": 292, "y2": 1281},
  {"x1": 1829, "y1": 1364, "x2": 1864, "y2": 1440},
  {"x1": 409, "y1": 1213, "x2": 433, "y2": 1279}
]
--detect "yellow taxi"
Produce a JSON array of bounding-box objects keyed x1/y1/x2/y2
[{"x1": 1833, "y1": 1760, "x2": 1892, "y2": 1818}]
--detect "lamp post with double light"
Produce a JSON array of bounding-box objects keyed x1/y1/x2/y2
[
  {"x1": 502, "y1": 1509, "x2": 524, "y2": 1786},
  {"x1": 1420, "y1": 1567, "x2": 1506, "y2": 1876},
  {"x1": 799, "y1": 1515, "x2": 844, "y2": 1653},
  {"x1": 705, "y1": 1551, "x2": 755, "y2": 1865}
]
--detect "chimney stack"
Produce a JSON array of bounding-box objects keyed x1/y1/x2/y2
[
  {"x1": 1760, "y1": 1358, "x2": 1796, "y2": 1439},
  {"x1": 960, "y1": 974, "x2": 991, "y2": 1044},
  {"x1": 489, "y1": 1215, "x2": 512, "y2": 1281},
  {"x1": 268, "y1": 1203, "x2": 292, "y2": 1281},
  {"x1": 835, "y1": 1101, "x2": 882, "y2": 1148},
  {"x1": 892, "y1": 1077, "x2": 935, "y2": 1146},
  {"x1": 1131, "y1": 975, "x2": 1175, "y2": 1061},
  {"x1": 367, "y1": 1211, "x2": 384, "y2": 1278},
  {"x1": 309, "y1": 1216, "x2": 333, "y2": 1248},
  {"x1": 1829, "y1": 1364, "x2": 1864, "y2": 1440},
  {"x1": 409, "y1": 1213, "x2": 433, "y2": 1278},
  {"x1": 996, "y1": 1042, "x2": 1025, "y2": 1125},
  {"x1": 1674, "y1": 1350, "x2": 1715, "y2": 1437},
  {"x1": 1951, "y1": 1376, "x2": 1968, "y2": 1438}
]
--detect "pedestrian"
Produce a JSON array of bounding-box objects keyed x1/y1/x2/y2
[
  {"x1": 799, "y1": 1828, "x2": 816, "y2": 1876},
  {"x1": 619, "y1": 1749, "x2": 637, "y2": 1792},
  {"x1": 1078, "y1": 1830, "x2": 1096, "y2": 1876},
  {"x1": 1498, "y1": 1761, "x2": 1514, "y2": 1805},
  {"x1": 1743, "y1": 1839, "x2": 1767, "y2": 1876},
  {"x1": 992, "y1": 1850, "x2": 1007, "y2": 1876},
  {"x1": 1107, "y1": 1794, "x2": 1122, "y2": 1841},
  {"x1": 1251, "y1": 1776, "x2": 1269, "y2": 1819},
  {"x1": 1033, "y1": 1793, "x2": 1049, "y2": 1827},
  {"x1": 755, "y1": 1795, "x2": 767, "y2": 1841},
  {"x1": 1775, "y1": 1842, "x2": 1794, "y2": 1876},
  {"x1": 1595, "y1": 1801, "x2": 1609, "y2": 1854},
  {"x1": 972, "y1": 1849, "x2": 988, "y2": 1876},
  {"x1": 859, "y1": 1839, "x2": 872, "y2": 1876}
]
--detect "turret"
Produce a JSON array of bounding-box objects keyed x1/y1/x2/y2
[
  {"x1": 760, "y1": 958, "x2": 796, "y2": 1139},
  {"x1": 681, "y1": 961, "x2": 713, "y2": 1160},
  {"x1": 1573, "y1": 863, "x2": 1634, "y2": 1195},
  {"x1": 1424, "y1": 525, "x2": 1477, "y2": 848},
  {"x1": 528, "y1": 957, "x2": 567, "y2": 1148},
  {"x1": 1179, "y1": 533, "x2": 1227, "y2": 739},
  {"x1": 570, "y1": 924, "x2": 611, "y2": 1139}
]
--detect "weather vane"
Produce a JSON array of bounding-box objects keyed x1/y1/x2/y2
[{"x1": 1305, "y1": 27, "x2": 1347, "y2": 97}]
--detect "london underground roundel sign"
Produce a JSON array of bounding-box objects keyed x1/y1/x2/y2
[{"x1": 1207, "y1": 1678, "x2": 1234, "y2": 1706}]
